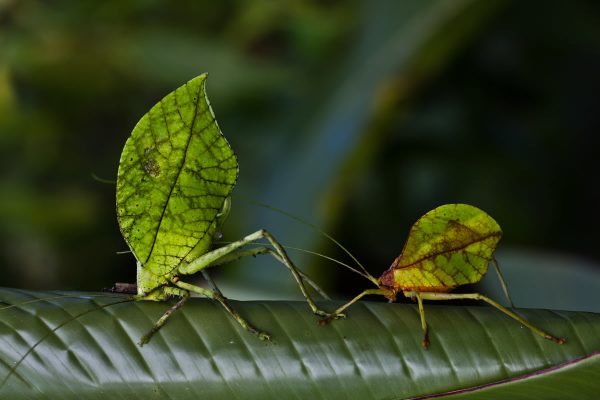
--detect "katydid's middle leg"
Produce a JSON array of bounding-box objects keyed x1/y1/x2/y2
[
  {"x1": 414, "y1": 292, "x2": 429, "y2": 349},
  {"x1": 398, "y1": 291, "x2": 431, "y2": 349},
  {"x1": 179, "y1": 229, "x2": 334, "y2": 317}
]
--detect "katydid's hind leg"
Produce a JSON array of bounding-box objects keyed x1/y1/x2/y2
[
  {"x1": 139, "y1": 290, "x2": 190, "y2": 346},
  {"x1": 416, "y1": 291, "x2": 566, "y2": 345},
  {"x1": 208, "y1": 246, "x2": 271, "y2": 267},
  {"x1": 259, "y1": 230, "x2": 333, "y2": 318},
  {"x1": 295, "y1": 268, "x2": 331, "y2": 300},
  {"x1": 263, "y1": 247, "x2": 331, "y2": 300},
  {"x1": 211, "y1": 230, "x2": 333, "y2": 316},
  {"x1": 173, "y1": 278, "x2": 271, "y2": 341},
  {"x1": 209, "y1": 245, "x2": 331, "y2": 300},
  {"x1": 201, "y1": 270, "x2": 223, "y2": 297},
  {"x1": 181, "y1": 229, "x2": 334, "y2": 318}
]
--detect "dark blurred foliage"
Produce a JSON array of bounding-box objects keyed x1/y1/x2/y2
[{"x1": 1, "y1": 0, "x2": 599, "y2": 309}]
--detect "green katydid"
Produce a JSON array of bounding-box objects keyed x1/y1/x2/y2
[
  {"x1": 116, "y1": 73, "x2": 336, "y2": 345},
  {"x1": 320, "y1": 203, "x2": 567, "y2": 349}
]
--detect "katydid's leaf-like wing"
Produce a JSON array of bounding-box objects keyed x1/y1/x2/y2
[
  {"x1": 116, "y1": 74, "x2": 237, "y2": 277},
  {"x1": 387, "y1": 204, "x2": 502, "y2": 291}
]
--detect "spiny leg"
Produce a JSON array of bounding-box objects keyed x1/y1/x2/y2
[
  {"x1": 209, "y1": 245, "x2": 331, "y2": 300},
  {"x1": 257, "y1": 230, "x2": 330, "y2": 316},
  {"x1": 296, "y1": 268, "x2": 331, "y2": 300},
  {"x1": 409, "y1": 291, "x2": 566, "y2": 345},
  {"x1": 173, "y1": 278, "x2": 270, "y2": 341},
  {"x1": 260, "y1": 247, "x2": 332, "y2": 300},
  {"x1": 319, "y1": 288, "x2": 390, "y2": 324},
  {"x1": 139, "y1": 290, "x2": 190, "y2": 346},
  {"x1": 180, "y1": 229, "x2": 333, "y2": 317}
]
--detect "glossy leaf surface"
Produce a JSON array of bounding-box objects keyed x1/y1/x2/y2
[{"x1": 0, "y1": 288, "x2": 598, "y2": 399}]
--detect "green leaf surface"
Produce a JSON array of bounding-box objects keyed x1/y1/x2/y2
[
  {"x1": 1, "y1": 288, "x2": 598, "y2": 399},
  {"x1": 116, "y1": 74, "x2": 237, "y2": 292}
]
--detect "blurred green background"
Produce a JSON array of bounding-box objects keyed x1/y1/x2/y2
[{"x1": 1, "y1": 0, "x2": 599, "y2": 311}]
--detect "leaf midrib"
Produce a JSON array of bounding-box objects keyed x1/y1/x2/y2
[
  {"x1": 395, "y1": 231, "x2": 502, "y2": 270},
  {"x1": 144, "y1": 83, "x2": 200, "y2": 265}
]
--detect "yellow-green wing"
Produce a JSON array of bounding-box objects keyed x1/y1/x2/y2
[
  {"x1": 389, "y1": 204, "x2": 502, "y2": 291},
  {"x1": 116, "y1": 74, "x2": 238, "y2": 280}
]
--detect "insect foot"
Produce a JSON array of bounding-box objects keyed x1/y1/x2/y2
[
  {"x1": 314, "y1": 309, "x2": 334, "y2": 318},
  {"x1": 548, "y1": 335, "x2": 567, "y2": 345},
  {"x1": 239, "y1": 321, "x2": 271, "y2": 341},
  {"x1": 138, "y1": 333, "x2": 154, "y2": 347},
  {"x1": 318, "y1": 312, "x2": 346, "y2": 326},
  {"x1": 422, "y1": 330, "x2": 430, "y2": 350}
]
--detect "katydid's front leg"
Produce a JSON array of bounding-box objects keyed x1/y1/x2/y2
[
  {"x1": 319, "y1": 288, "x2": 388, "y2": 324},
  {"x1": 179, "y1": 229, "x2": 334, "y2": 318},
  {"x1": 139, "y1": 289, "x2": 190, "y2": 346}
]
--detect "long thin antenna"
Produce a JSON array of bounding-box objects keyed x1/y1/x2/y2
[
  {"x1": 215, "y1": 241, "x2": 373, "y2": 282},
  {"x1": 90, "y1": 172, "x2": 116, "y2": 185},
  {"x1": 240, "y1": 198, "x2": 379, "y2": 286},
  {"x1": 491, "y1": 257, "x2": 514, "y2": 308},
  {"x1": 281, "y1": 244, "x2": 372, "y2": 279}
]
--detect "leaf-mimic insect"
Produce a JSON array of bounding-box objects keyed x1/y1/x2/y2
[
  {"x1": 320, "y1": 203, "x2": 566, "y2": 349},
  {"x1": 116, "y1": 73, "x2": 334, "y2": 344}
]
